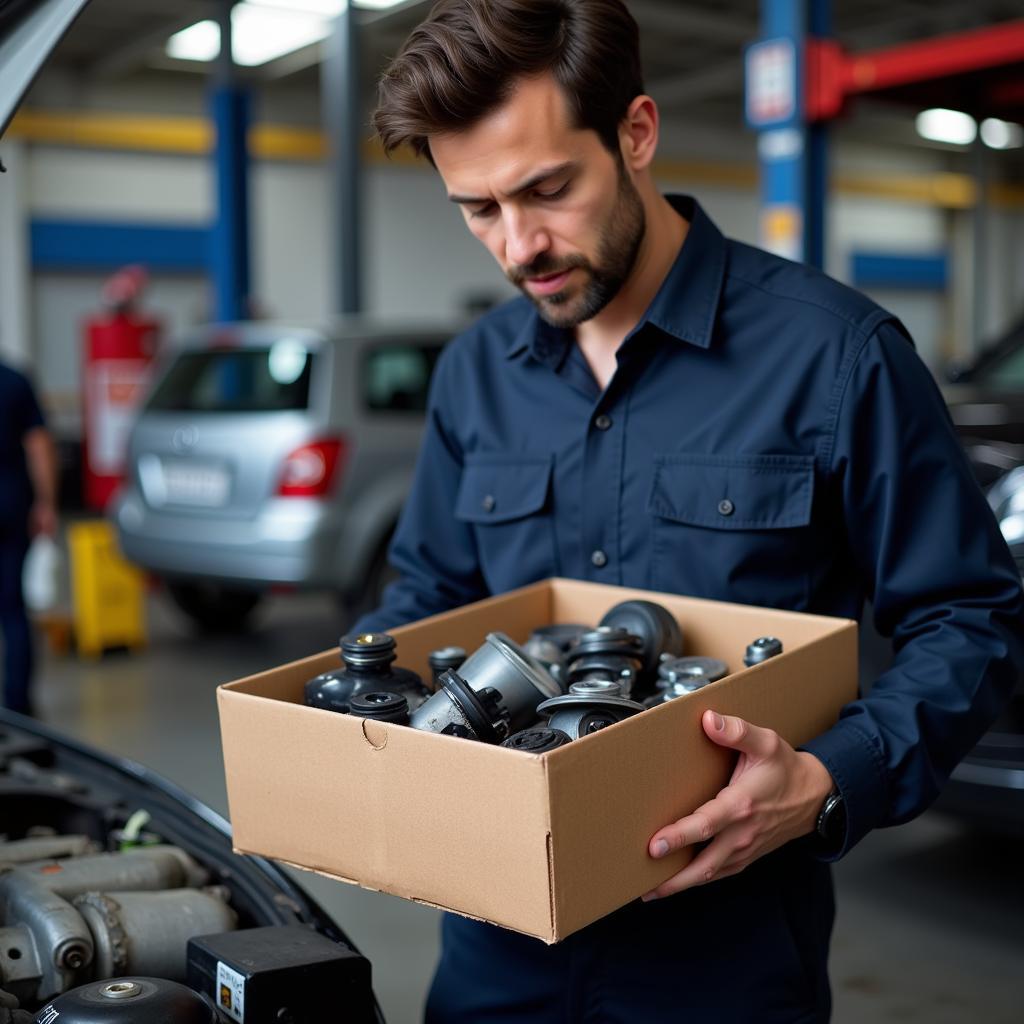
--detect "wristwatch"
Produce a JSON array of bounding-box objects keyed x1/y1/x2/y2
[{"x1": 814, "y1": 789, "x2": 846, "y2": 853}]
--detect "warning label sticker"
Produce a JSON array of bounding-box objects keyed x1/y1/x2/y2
[{"x1": 217, "y1": 961, "x2": 246, "y2": 1023}]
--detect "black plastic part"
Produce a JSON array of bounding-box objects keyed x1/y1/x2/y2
[
  {"x1": 34, "y1": 978, "x2": 217, "y2": 1024},
  {"x1": 187, "y1": 925, "x2": 373, "y2": 1024},
  {"x1": 340, "y1": 632, "x2": 398, "y2": 669},
  {"x1": 577, "y1": 712, "x2": 619, "y2": 736},
  {"x1": 501, "y1": 728, "x2": 572, "y2": 753},
  {"x1": 598, "y1": 600, "x2": 684, "y2": 677},
  {"x1": 348, "y1": 692, "x2": 410, "y2": 726},
  {"x1": 743, "y1": 636, "x2": 784, "y2": 667},
  {"x1": 566, "y1": 627, "x2": 644, "y2": 663},
  {"x1": 438, "y1": 671, "x2": 509, "y2": 744}
]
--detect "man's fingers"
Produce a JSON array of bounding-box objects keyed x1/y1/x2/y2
[
  {"x1": 702, "y1": 709, "x2": 780, "y2": 760},
  {"x1": 642, "y1": 838, "x2": 732, "y2": 900}
]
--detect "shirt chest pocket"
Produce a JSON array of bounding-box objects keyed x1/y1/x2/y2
[
  {"x1": 455, "y1": 454, "x2": 559, "y2": 591},
  {"x1": 647, "y1": 453, "x2": 815, "y2": 608}
]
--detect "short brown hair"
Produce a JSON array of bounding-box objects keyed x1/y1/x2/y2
[{"x1": 372, "y1": 0, "x2": 643, "y2": 161}]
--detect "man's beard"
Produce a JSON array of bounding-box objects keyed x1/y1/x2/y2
[{"x1": 506, "y1": 168, "x2": 646, "y2": 329}]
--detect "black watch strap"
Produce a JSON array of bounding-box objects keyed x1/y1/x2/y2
[{"x1": 814, "y1": 790, "x2": 846, "y2": 852}]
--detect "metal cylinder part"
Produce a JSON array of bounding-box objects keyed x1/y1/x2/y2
[
  {"x1": 744, "y1": 636, "x2": 783, "y2": 666},
  {"x1": 0, "y1": 835, "x2": 98, "y2": 864},
  {"x1": 655, "y1": 657, "x2": 729, "y2": 702},
  {"x1": 568, "y1": 677, "x2": 626, "y2": 698},
  {"x1": 74, "y1": 889, "x2": 237, "y2": 982},
  {"x1": 409, "y1": 672, "x2": 510, "y2": 743},
  {"x1": 598, "y1": 600, "x2": 684, "y2": 680},
  {"x1": 20, "y1": 847, "x2": 208, "y2": 899},
  {"x1": 33, "y1": 977, "x2": 218, "y2": 1024}
]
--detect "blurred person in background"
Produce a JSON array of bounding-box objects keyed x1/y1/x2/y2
[
  {"x1": 362, "y1": 0, "x2": 1024, "y2": 1021},
  {"x1": 0, "y1": 358, "x2": 57, "y2": 716}
]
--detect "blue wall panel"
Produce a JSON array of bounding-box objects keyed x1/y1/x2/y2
[{"x1": 31, "y1": 220, "x2": 209, "y2": 271}]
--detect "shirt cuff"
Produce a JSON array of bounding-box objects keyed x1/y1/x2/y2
[{"x1": 800, "y1": 718, "x2": 889, "y2": 861}]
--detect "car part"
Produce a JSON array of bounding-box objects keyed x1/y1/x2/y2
[
  {"x1": 456, "y1": 633, "x2": 563, "y2": 732},
  {"x1": 568, "y1": 678, "x2": 624, "y2": 698},
  {"x1": 528, "y1": 624, "x2": 589, "y2": 653},
  {"x1": 535, "y1": 694, "x2": 646, "y2": 741},
  {"x1": 500, "y1": 729, "x2": 572, "y2": 753},
  {"x1": 408, "y1": 672, "x2": 509, "y2": 743},
  {"x1": 598, "y1": 601, "x2": 684, "y2": 685},
  {"x1": 32, "y1": 977, "x2": 217, "y2": 1024},
  {"x1": 427, "y1": 647, "x2": 467, "y2": 689},
  {"x1": 521, "y1": 636, "x2": 566, "y2": 687},
  {"x1": 743, "y1": 637, "x2": 783, "y2": 666},
  {"x1": 650, "y1": 656, "x2": 730, "y2": 704},
  {"x1": 565, "y1": 627, "x2": 644, "y2": 698},
  {"x1": 347, "y1": 692, "x2": 411, "y2": 726},
  {"x1": 304, "y1": 633, "x2": 428, "y2": 715},
  {"x1": 187, "y1": 924, "x2": 373, "y2": 1024}
]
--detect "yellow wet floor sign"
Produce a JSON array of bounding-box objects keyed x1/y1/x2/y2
[{"x1": 68, "y1": 520, "x2": 147, "y2": 658}]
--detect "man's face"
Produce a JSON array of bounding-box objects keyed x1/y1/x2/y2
[{"x1": 430, "y1": 74, "x2": 645, "y2": 328}]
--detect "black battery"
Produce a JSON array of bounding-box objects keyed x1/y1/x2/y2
[{"x1": 186, "y1": 925, "x2": 373, "y2": 1024}]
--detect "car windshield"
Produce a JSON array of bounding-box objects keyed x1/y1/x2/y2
[{"x1": 146, "y1": 343, "x2": 313, "y2": 412}]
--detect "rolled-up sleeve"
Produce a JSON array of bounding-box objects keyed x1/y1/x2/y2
[
  {"x1": 354, "y1": 347, "x2": 487, "y2": 632},
  {"x1": 802, "y1": 319, "x2": 1024, "y2": 856}
]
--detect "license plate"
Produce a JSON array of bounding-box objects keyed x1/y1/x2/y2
[{"x1": 161, "y1": 462, "x2": 231, "y2": 507}]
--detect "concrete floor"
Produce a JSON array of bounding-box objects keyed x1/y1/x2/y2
[{"x1": 30, "y1": 591, "x2": 1024, "y2": 1024}]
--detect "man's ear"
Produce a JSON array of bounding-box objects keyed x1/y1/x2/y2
[{"x1": 618, "y1": 94, "x2": 659, "y2": 172}]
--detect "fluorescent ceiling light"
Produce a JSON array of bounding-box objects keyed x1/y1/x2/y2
[
  {"x1": 980, "y1": 117, "x2": 1024, "y2": 150},
  {"x1": 351, "y1": 0, "x2": 411, "y2": 8},
  {"x1": 915, "y1": 108, "x2": 977, "y2": 146},
  {"x1": 166, "y1": 20, "x2": 220, "y2": 63}
]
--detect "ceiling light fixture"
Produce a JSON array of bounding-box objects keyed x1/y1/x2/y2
[
  {"x1": 915, "y1": 108, "x2": 977, "y2": 146},
  {"x1": 980, "y1": 117, "x2": 1024, "y2": 150}
]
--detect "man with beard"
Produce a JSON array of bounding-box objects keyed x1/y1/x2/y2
[{"x1": 355, "y1": 1, "x2": 1023, "y2": 1021}]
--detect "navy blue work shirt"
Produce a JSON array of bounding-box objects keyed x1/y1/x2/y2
[
  {"x1": 0, "y1": 363, "x2": 45, "y2": 533},
  {"x1": 358, "y1": 195, "x2": 1023, "y2": 858}
]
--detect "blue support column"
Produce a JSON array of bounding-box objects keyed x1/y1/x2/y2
[
  {"x1": 745, "y1": 0, "x2": 829, "y2": 268},
  {"x1": 209, "y1": 0, "x2": 251, "y2": 323}
]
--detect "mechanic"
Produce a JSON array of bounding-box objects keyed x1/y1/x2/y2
[
  {"x1": 0, "y1": 358, "x2": 57, "y2": 717},
  {"x1": 355, "y1": 1, "x2": 1024, "y2": 1020}
]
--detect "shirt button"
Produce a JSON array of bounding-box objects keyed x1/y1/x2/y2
[
  {"x1": 591, "y1": 549, "x2": 608, "y2": 568},
  {"x1": 717, "y1": 499, "x2": 734, "y2": 517},
  {"x1": 594, "y1": 414, "x2": 612, "y2": 431},
  {"x1": 482, "y1": 495, "x2": 496, "y2": 512}
]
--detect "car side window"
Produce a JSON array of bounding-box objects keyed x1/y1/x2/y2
[{"x1": 362, "y1": 343, "x2": 443, "y2": 413}]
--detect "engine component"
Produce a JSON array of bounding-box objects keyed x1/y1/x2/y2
[
  {"x1": 744, "y1": 636, "x2": 783, "y2": 666},
  {"x1": 74, "y1": 889, "x2": 237, "y2": 982},
  {"x1": 427, "y1": 646, "x2": 467, "y2": 688},
  {"x1": 528, "y1": 623, "x2": 589, "y2": 653},
  {"x1": 535, "y1": 693, "x2": 645, "y2": 741},
  {"x1": 565, "y1": 627, "x2": 644, "y2": 698},
  {"x1": 568, "y1": 678, "x2": 624, "y2": 698},
  {"x1": 409, "y1": 671, "x2": 510, "y2": 743},
  {"x1": 521, "y1": 635, "x2": 566, "y2": 687},
  {"x1": 500, "y1": 728, "x2": 572, "y2": 753},
  {"x1": 598, "y1": 600, "x2": 684, "y2": 686},
  {"x1": 33, "y1": 978, "x2": 217, "y2": 1024},
  {"x1": 187, "y1": 925, "x2": 372, "y2": 1024},
  {"x1": 347, "y1": 692, "x2": 410, "y2": 726},
  {"x1": 0, "y1": 836, "x2": 97, "y2": 864},
  {"x1": 651, "y1": 656, "x2": 730, "y2": 704},
  {"x1": 304, "y1": 632, "x2": 428, "y2": 714},
  {"x1": 456, "y1": 633, "x2": 563, "y2": 731}
]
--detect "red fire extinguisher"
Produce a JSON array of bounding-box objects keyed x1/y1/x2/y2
[{"x1": 82, "y1": 265, "x2": 161, "y2": 511}]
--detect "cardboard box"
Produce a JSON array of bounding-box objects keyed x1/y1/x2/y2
[{"x1": 218, "y1": 578, "x2": 857, "y2": 944}]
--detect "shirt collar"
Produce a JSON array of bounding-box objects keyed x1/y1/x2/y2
[{"x1": 504, "y1": 194, "x2": 728, "y2": 364}]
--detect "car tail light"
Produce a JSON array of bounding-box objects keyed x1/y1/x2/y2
[{"x1": 277, "y1": 437, "x2": 348, "y2": 497}]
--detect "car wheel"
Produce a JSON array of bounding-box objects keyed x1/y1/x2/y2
[{"x1": 165, "y1": 581, "x2": 264, "y2": 632}]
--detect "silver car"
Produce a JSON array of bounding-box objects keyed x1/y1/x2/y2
[{"x1": 113, "y1": 320, "x2": 452, "y2": 629}]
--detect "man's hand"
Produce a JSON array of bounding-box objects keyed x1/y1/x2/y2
[{"x1": 642, "y1": 710, "x2": 834, "y2": 900}]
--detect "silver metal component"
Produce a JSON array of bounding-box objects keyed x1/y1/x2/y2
[
  {"x1": 21, "y1": 846, "x2": 208, "y2": 898},
  {"x1": 0, "y1": 835, "x2": 98, "y2": 863},
  {"x1": 0, "y1": 924, "x2": 43, "y2": 1002},
  {"x1": 568, "y1": 678, "x2": 624, "y2": 698},
  {"x1": 458, "y1": 632, "x2": 564, "y2": 730},
  {"x1": 0, "y1": 868, "x2": 94, "y2": 1002},
  {"x1": 75, "y1": 888, "x2": 237, "y2": 982},
  {"x1": 409, "y1": 675, "x2": 509, "y2": 743},
  {"x1": 101, "y1": 980, "x2": 144, "y2": 999},
  {"x1": 535, "y1": 693, "x2": 645, "y2": 741},
  {"x1": 655, "y1": 656, "x2": 730, "y2": 702},
  {"x1": 743, "y1": 637, "x2": 783, "y2": 666}
]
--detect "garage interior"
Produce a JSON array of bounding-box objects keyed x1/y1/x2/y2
[{"x1": 2, "y1": 0, "x2": 1024, "y2": 1021}]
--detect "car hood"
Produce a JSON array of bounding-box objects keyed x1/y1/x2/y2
[{"x1": 0, "y1": 0, "x2": 90, "y2": 138}]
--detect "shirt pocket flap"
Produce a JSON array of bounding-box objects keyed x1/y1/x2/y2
[
  {"x1": 455, "y1": 454, "x2": 553, "y2": 524},
  {"x1": 648, "y1": 454, "x2": 814, "y2": 529}
]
